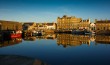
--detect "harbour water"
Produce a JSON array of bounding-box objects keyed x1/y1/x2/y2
[{"x1": 0, "y1": 34, "x2": 110, "y2": 65}]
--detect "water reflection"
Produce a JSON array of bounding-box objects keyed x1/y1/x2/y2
[
  {"x1": 1, "y1": 34, "x2": 110, "y2": 48},
  {"x1": 0, "y1": 34, "x2": 110, "y2": 65},
  {"x1": 56, "y1": 34, "x2": 110, "y2": 47},
  {"x1": 57, "y1": 34, "x2": 91, "y2": 47},
  {"x1": 23, "y1": 33, "x2": 57, "y2": 41},
  {"x1": 23, "y1": 36, "x2": 37, "y2": 41},
  {"x1": 95, "y1": 35, "x2": 110, "y2": 44},
  {"x1": 36, "y1": 33, "x2": 57, "y2": 40},
  {"x1": 0, "y1": 38, "x2": 22, "y2": 48}
]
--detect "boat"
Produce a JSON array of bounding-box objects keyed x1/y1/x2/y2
[
  {"x1": 72, "y1": 30, "x2": 91, "y2": 35},
  {"x1": 36, "y1": 31, "x2": 42, "y2": 36},
  {"x1": 2, "y1": 30, "x2": 22, "y2": 38},
  {"x1": 10, "y1": 30, "x2": 22, "y2": 38},
  {"x1": 72, "y1": 30, "x2": 84, "y2": 35},
  {"x1": 32, "y1": 30, "x2": 42, "y2": 36}
]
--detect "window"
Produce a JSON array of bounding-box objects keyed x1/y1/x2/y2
[
  {"x1": 104, "y1": 27, "x2": 105, "y2": 30},
  {"x1": 97, "y1": 28, "x2": 99, "y2": 30}
]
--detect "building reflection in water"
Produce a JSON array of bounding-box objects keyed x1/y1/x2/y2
[
  {"x1": 4, "y1": 33, "x2": 110, "y2": 48},
  {"x1": 90, "y1": 35, "x2": 95, "y2": 42},
  {"x1": 57, "y1": 34, "x2": 91, "y2": 48},
  {"x1": 95, "y1": 35, "x2": 110, "y2": 44},
  {"x1": 36, "y1": 33, "x2": 57, "y2": 40},
  {"x1": 23, "y1": 36, "x2": 37, "y2": 41},
  {"x1": 23, "y1": 34, "x2": 57, "y2": 41},
  {"x1": 0, "y1": 38, "x2": 22, "y2": 48}
]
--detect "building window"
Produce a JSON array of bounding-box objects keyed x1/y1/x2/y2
[
  {"x1": 104, "y1": 27, "x2": 105, "y2": 30},
  {"x1": 97, "y1": 28, "x2": 99, "y2": 30}
]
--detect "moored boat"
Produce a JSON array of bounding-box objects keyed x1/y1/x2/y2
[
  {"x1": 10, "y1": 30, "x2": 22, "y2": 38},
  {"x1": 32, "y1": 30, "x2": 42, "y2": 36},
  {"x1": 72, "y1": 30, "x2": 91, "y2": 35},
  {"x1": 2, "y1": 30, "x2": 22, "y2": 38}
]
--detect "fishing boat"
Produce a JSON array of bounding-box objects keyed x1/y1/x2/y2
[
  {"x1": 2, "y1": 30, "x2": 22, "y2": 38},
  {"x1": 10, "y1": 30, "x2": 22, "y2": 38}
]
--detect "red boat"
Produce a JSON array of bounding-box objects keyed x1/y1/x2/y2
[{"x1": 10, "y1": 30, "x2": 22, "y2": 38}]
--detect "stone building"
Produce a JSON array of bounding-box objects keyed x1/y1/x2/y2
[
  {"x1": 23, "y1": 22, "x2": 57, "y2": 32},
  {"x1": 0, "y1": 20, "x2": 22, "y2": 30},
  {"x1": 46, "y1": 23, "x2": 57, "y2": 30},
  {"x1": 79, "y1": 19, "x2": 90, "y2": 31},
  {"x1": 36, "y1": 22, "x2": 57, "y2": 31},
  {"x1": 23, "y1": 22, "x2": 37, "y2": 31},
  {"x1": 90, "y1": 23, "x2": 96, "y2": 31},
  {"x1": 95, "y1": 19, "x2": 110, "y2": 34},
  {"x1": 57, "y1": 15, "x2": 90, "y2": 31}
]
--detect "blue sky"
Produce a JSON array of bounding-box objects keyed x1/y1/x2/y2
[{"x1": 0, "y1": 0, "x2": 110, "y2": 22}]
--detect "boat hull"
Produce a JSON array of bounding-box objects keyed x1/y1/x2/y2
[
  {"x1": 10, "y1": 33, "x2": 22, "y2": 38},
  {"x1": 72, "y1": 30, "x2": 91, "y2": 35}
]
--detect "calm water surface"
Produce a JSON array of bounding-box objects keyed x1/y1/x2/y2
[{"x1": 0, "y1": 34, "x2": 110, "y2": 65}]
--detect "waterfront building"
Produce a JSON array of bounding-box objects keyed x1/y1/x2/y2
[
  {"x1": 57, "y1": 15, "x2": 81, "y2": 30},
  {"x1": 0, "y1": 20, "x2": 22, "y2": 30},
  {"x1": 23, "y1": 22, "x2": 37, "y2": 31},
  {"x1": 36, "y1": 23, "x2": 47, "y2": 31},
  {"x1": 37, "y1": 23, "x2": 56, "y2": 30},
  {"x1": 46, "y1": 23, "x2": 57, "y2": 30},
  {"x1": 79, "y1": 19, "x2": 90, "y2": 31},
  {"x1": 89, "y1": 23, "x2": 96, "y2": 34},
  {"x1": 95, "y1": 19, "x2": 110, "y2": 34},
  {"x1": 23, "y1": 22, "x2": 56, "y2": 32},
  {"x1": 90, "y1": 23, "x2": 96, "y2": 31},
  {"x1": 57, "y1": 15, "x2": 90, "y2": 31}
]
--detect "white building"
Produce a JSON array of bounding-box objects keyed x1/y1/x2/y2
[{"x1": 46, "y1": 23, "x2": 56, "y2": 30}]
